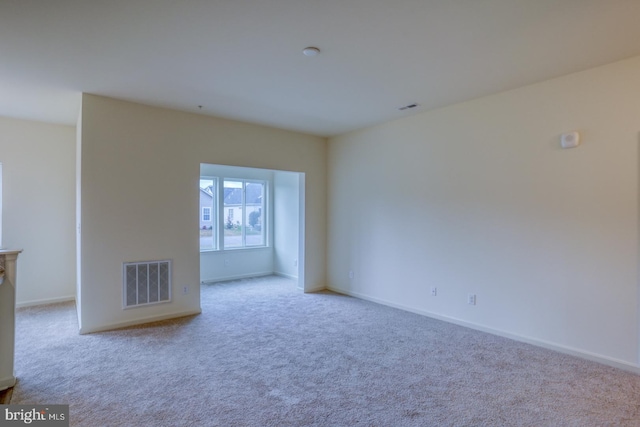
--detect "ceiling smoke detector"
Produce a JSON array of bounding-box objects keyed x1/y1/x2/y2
[{"x1": 302, "y1": 47, "x2": 320, "y2": 56}]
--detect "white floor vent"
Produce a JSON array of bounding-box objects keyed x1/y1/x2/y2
[{"x1": 123, "y1": 260, "x2": 171, "y2": 308}]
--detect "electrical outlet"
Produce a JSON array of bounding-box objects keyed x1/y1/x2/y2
[
  {"x1": 349, "y1": 270, "x2": 354, "y2": 279},
  {"x1": 430, "y1": 287, "x2": 437, "y2": 296},
  {"x1": 467, "y1": 294, "x2": 476, "y2": 305},
  {"x1": 293, "y1": 259, "x2": 298, "y2": 267},
  {"x1": 224, "y1": 259, "x2": 230, "y2": 267},
  {"x1": 182, "y1": 285, "x2": 189, "y2": 295}
]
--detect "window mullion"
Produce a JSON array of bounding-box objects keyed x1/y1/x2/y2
[
  {"x1": 241, "y1": 180, "x2": 246, "y2": 247},
  {"x1": 218, "y1": 177, "x2": 224, "y2": 250}
]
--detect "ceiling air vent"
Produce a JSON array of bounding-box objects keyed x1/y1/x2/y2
[{"x1": 398, "y1": 103, "x2": 419, "y2": 111}]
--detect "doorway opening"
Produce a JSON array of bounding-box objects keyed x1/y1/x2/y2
[{"x1": 199, "y1": 163, "x2": 305, "y2": 290}]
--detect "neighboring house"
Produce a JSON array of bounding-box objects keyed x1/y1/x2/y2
[
  {"x1": 222, "y1": 187, "x2": 242, "y2": 228},
  {"x1": 199, "y1": 183, "x2": 263, "y2": 230},
  {"x1": 199, "y1": 186, "x2": 214, "y2": 230},
  {"x1": 223, "y1": 183, "x2": 263, "y2": 230}
]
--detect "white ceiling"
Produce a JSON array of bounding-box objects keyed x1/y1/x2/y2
[{"x1": 2, "y1": 0, "x2": 640, "y2": 137}]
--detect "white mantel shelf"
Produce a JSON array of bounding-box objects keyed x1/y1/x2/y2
[
  {"x1": 0, "y1": 249, "x2": 23, "y2": 260},
  {"x1": 0, "y1": 249, "x2": 22, "y2": 391}
]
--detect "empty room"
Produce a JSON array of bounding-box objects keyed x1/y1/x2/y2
[{"x1": 1, "y1": 1, "x2": 640, "y2": 425}]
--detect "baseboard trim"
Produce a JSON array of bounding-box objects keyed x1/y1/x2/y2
[
  {"x1": 79, "y1": 309, "x2": 202, "y2": 335},
  {"x1": 16, "y1": 295, "x2": 75, "y2": 308},
  {"x1": 328, "y1": 285, "x2": 640, "y2": 375},
  {"x1": 274, "y1": 272, "x2": 298, "y2": 281},
  {"x1": 303, "y1": 284, "x2": 326, "y2": 293}
]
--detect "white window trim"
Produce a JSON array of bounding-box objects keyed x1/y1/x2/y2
[{"x1": 200, "y1": 177, "x2": 269, "y2": 252}]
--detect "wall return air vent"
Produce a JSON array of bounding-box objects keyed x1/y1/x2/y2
[{"x1": 123, "y1": 260, "x2": 171, "y2": 308}]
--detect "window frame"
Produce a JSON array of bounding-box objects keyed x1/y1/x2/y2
[
  {"x1": 199, "y1": 177, "x2": 218, "y2": 251},
  {"x1": 200, "y1": 176, "x2": 268, "y2": 252}
]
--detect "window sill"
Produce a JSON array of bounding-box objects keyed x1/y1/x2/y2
[{"x1": 200, "y1": 246, "x2": 271, "y2": 254}]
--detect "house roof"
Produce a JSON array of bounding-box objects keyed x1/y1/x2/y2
[
  {"x1": 224, "y1": 184, "x2": 263, "y2": 206},
  {"x1": 200, "y1": 183, "x2": 262, "y2": 205},
  {"x1": 200, "y1": 186, "x2": 214, "y2": 198}
]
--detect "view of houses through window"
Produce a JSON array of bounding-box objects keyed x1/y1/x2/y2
[
  {"x1": 200, "y1": 177, "x2": 265, "y2": 251},
  {"x1": 199, "y1": 178, "x2": 216, "y2": 250}
]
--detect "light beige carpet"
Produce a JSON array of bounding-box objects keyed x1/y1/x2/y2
[{"x1": 10, "y1": 276, "x2": 640, "y2": 426}]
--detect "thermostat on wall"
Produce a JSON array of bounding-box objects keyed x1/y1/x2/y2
[{"x1": 561, "y1": 131, "x2": 580, "y2": 149}]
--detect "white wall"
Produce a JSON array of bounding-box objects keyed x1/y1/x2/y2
[
  {"x1": 75, "y1": 106, "x2": 83, "y2": 328},
  {"x1": 201, "y1": 247, "x2": 274, "y2": 283},
  {"x1": 328, "y1": 56, "x2": 640, "y2": 368},
  {"x1": 0, "y1": 117, "x2": 76, "y2": 306},
  {"x1": 79, "y1": 94, "x2": 326, "y2": 333},
  {"x1": 274, "y1": 171, "x2": 300, "y2": 280}
]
